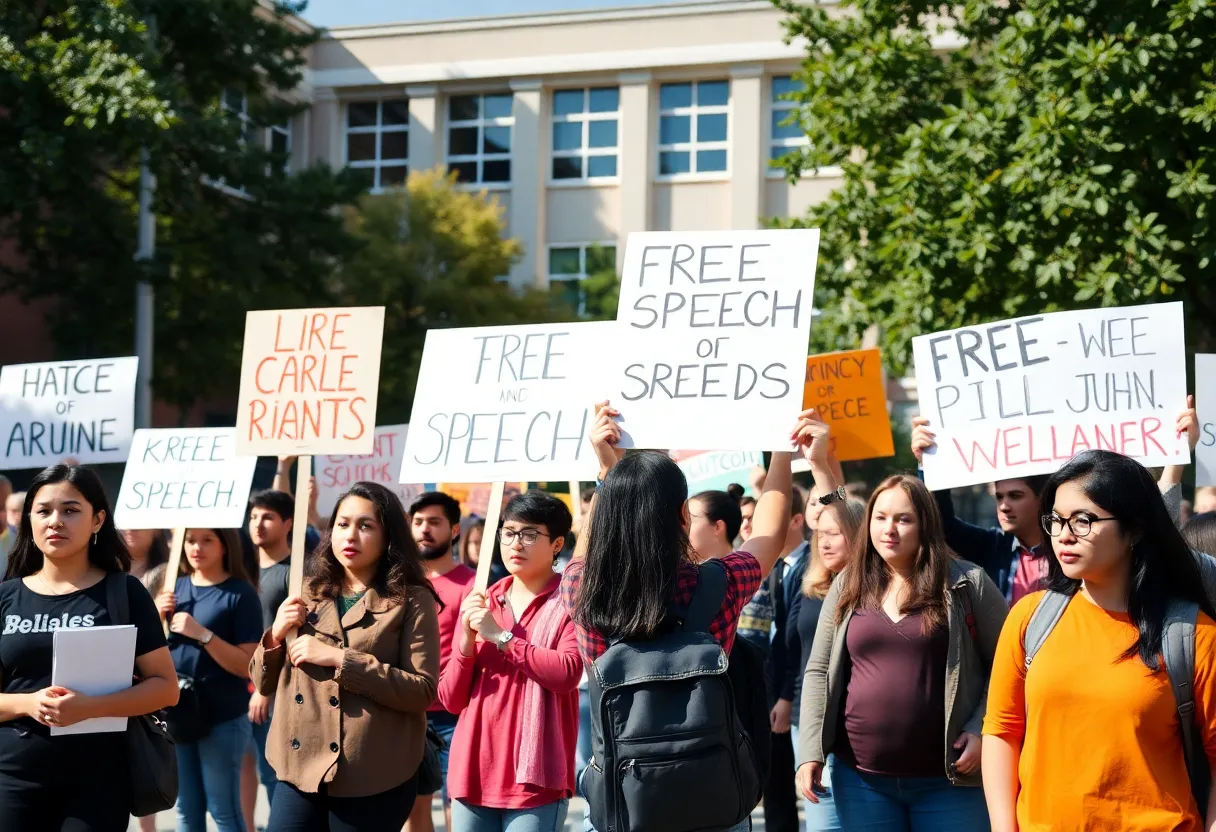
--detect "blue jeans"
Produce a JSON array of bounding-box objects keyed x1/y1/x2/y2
[
  {"x1": 451, "y1": 798, "x2": 570, "y2": 832},
  {"x1": 250, "y1": 712, "x2": 278, "y2": 803},
  {"x1": 427, "y1": 710, "x2": 459, "y2": 805},
  {"x1": 832, "y1": 762, "x2": 990, "y2": 832},
  {"x1": 575, "y1": 686, "x2": 592, "y2": 790},
  {"x1": 792, "y1": 727, "x2": 843, "y2": 832},
  {"x1": 177, "y1": 714, "x2": 252, "y2": 832}
]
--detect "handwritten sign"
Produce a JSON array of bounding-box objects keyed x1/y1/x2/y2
[
  {"x1": 912, "y1": 302, "x2": 1188, "y2": 490},
  {"x1": 0, "y1": 357, "x2": 139, "y2": 469},
  {"x1": 317, "y1": 424, "x2": 424, "y2": 515},
  {"x1": 609, "y1": 229, "x2": 820, "y2": 451},
  {"x1": 115, "y1": 428, "x2": 257, "y2": 529},
  {"x1": 675, "y1": 450, "x2": 765, "y2": 494},
  {"x1": 400, "y1": 321, "x2": 614, "y2": 483},
  {"x1": 803, "y1": 348, "x2": 894, "y2": 462},
  {"x1": 235, "y1": 307, "x2": 385, "y2": 456},
  {"x1": 1197, "y1": 354, "x2": 1216, "y2": 488}
]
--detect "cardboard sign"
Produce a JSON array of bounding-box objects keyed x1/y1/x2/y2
[
  {"x1": 399, "y1": 321, "x2": 614, "y2": 483},
  {"x1": 1197, "y1": 354, "x2": 1216, "y2": 488},
  {"x1": 235, "y1": 307, "x2": 385, "y2": 456},
  {"x1": 435, "y1": 482, "x2": 526, "y2": 519},
  {"x1": 115, "y1": 428, "x2": 257, "y2": 529},
  {"x1": 803, "y1": 348, "x2": 894, "y2": 462},
  {"x1": 609, "y1": 229, "x2": 820, "y2": 451},
  {"x1": 317, "y1": 424, "x2": 424, "y2": 516},
  {"x1": 676, "y1": 450, "x2": 765, "y2": 495},
  {"x1": 0, "y1": 357, "x2": 139, "y2": 469},
  {"x1": 913, "y1": 302, "x2": 1188, "y2": 490}
]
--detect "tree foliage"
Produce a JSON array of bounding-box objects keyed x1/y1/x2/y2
[{"x1": 772, "y1": 0, "x2": 1216, "y2": 371}]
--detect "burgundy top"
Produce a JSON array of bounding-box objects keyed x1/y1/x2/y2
[{"x1": 835, "y1": 608, "x2": 948, "y2": 777}]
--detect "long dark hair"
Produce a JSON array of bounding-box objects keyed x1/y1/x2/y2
[
  {"x1": 691, "y1": 490, "x2": 743, "y2": 542},
  {"x1": 573, "y1": 452, "x2": 692, "y2": 641},
  {"x1": 309, "y1": 482, "x2": 439, "y2": 606},
  {"x1": 835, "y1": 474, "x2": 952, "y2": 633},
  {"x1": 6, "y1": 465, "x2": 130, "y2": 580},
  {"x1": 1042, "y1": 450, "x2": 1216, "y2": 670}
]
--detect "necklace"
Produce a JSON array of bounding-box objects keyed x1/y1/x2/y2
[{"x1": 33, "y1": 573, "x2": 78, "y2": 596}]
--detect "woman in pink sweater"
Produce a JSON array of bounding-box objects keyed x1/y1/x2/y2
[{"x1": 438, "y1": 491, "x2": 582, "y2": 832}]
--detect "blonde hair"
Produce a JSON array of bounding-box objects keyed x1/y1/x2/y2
[{"x1": 802, "y1": 498, "x2": 865, "y2": 599}]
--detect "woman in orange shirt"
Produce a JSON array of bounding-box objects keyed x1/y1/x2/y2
[{"x1": 983, "y1": 449, "x2": 1216, "y2": 832}]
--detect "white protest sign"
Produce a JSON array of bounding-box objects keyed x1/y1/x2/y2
[
  {"x1": 400, "y1": 321, "x2": 614, "y2": 483},
  {"x1": 115, "y1": 428, "x2": 257, "y2": 529},
  {"x1": 1196, "y1": 354, "x2": 1216, "y2": 488},
  {"x1": 609, "y1": 229, "x2": 820, "y2": 451},
  {"x1": 0, "y1": 357, "x2": 139, "y2": 469},
  {"x1": 317, "y1": 424, "x2": 423, "y2": 515},
  {"x1": 913, "y1": 302, "x2": 1188, "y2": 491},
  {"x1": 676, "y1": 450, "x2": 765, "y2": 494}
]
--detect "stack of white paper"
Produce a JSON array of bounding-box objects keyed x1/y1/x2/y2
[{"x1": 51, "y1": 624, "x2": 137, "y2": 736}]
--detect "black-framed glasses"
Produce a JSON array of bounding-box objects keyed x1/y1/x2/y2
[
  {"x1": 499, "y1": 527, "x2": 550, "y2": 546},
  {"x1": 1040, "y1": 512, "x2": 1117, "y2": 538}
]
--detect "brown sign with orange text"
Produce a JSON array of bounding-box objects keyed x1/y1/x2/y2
[
  {"x1": 235, "y1": 307, "x2": 385, "y2": 456},
  {"x1": 802, "y1": 348, "x2": 894, "y2": 462}
]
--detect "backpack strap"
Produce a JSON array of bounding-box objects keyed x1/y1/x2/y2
[
  {"x1": 1022, "y1": 590, "x2": 1071, "y2": 671},
  {"x1": 1163, "y1": 598, "x2": 1208, "y2": 815},
  {"x1": 106, "y1": 572, "x2": 130, "y2": 626},
  {"x1": 683, "y1": 559, "x2": 728, "y2": 634}
]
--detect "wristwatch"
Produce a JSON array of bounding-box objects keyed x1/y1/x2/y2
[
  {"x1": 199, "y1": 630, "x2": 214, "y2": 646},
  {"x1": 495, "y1": 630, "x2": 514, "y2": 649},
  {"x1": 818, "y1": 486, "x2": 847, "y2": 506}
]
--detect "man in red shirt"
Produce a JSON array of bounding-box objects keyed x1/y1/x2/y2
[{"x1": 404, "y1": 491, "x2": 475, "y2": 832}]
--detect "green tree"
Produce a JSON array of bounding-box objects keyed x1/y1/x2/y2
[
  {"x1": 574, "y1": 244, "x2": 621, "y2": 321},
  {"x1": 336, "y1": 169, "x2": 566, "y2": 422},
  {"x1": 772, "y1": 0, "x2": 1216, "y2": 370}
]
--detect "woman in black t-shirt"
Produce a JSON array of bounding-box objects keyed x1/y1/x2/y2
[{"x1": 0, "y1": 464, "x2": 177, "y2": 831}]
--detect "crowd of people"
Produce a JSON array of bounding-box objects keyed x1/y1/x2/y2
[{"x1": 0, "y1": 395, "x2": 1214, "y2": 832}]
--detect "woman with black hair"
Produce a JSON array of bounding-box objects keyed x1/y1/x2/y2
[
  {"x1": 983, "y1": 449, "x2": 1216, "y2": 832},
  {"x1": 253, "y1": 481, "x2": 440, "y2": 832},
  {"x1": 0, "y1": 464, "x2": 178, "y2": 830},
  {"x1": 688, "y1": 490, "x2": 744, "y2": 562}
]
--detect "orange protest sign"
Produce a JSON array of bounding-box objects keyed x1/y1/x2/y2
[{"x1": 802, "y1": 348, "x2": 894, "y2": 462}]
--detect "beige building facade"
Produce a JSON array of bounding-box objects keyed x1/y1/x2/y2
[{"x1": 294, "y1": 0, "x2": 856, "y2": 294}]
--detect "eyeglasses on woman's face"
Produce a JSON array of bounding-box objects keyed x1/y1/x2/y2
[
  {"x1": 1040, "y1": 511, "x2": 1117, "y2": 538},
  {"x1": 499, "y1": 527, "x2": 550, "y2": 547}
]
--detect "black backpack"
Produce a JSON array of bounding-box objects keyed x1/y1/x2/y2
[{"x1": 584, "y1": 560, "x2": 763, "y2": 832}]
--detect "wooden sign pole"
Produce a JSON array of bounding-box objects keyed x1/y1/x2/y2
[
  {"x1": 161, "y1": 527, "x2": 185, "y2": 635},
  {"x1": 569, "y1": 480, "x2": 582, "y2": 524},
  {"x1": 286, "y1": 456, "x2": 312, "y2": 646},
  {"x1": 474, "y1": 482, "x2": 506, "y2": 593}
]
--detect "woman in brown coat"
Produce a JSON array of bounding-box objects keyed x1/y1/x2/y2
[{"x1": 251, "y1": 482, "x2": 441, "y2": 832}]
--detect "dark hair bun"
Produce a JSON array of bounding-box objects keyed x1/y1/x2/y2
[{"x1": 726, "y1": 483, "x2": 745, "y2": 503}]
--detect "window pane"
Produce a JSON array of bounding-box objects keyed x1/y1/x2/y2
[
  {"x1": 659, "y1": 115, "x2": 690, "y2": 145},
  {"x1": 586, "y1": 246, "x2": 617, "y2": 273},
  {"x1": 771, "y1": 145, "x2": 795, "y2": 160},
  {"x1": 483, "y1": 159, "x2": 511, "y2": 182},
  {"x1": 697, "y1": 113, "x2": 728, "y2": 143},
  {"x1": 379, "y1": 165, "x2": 408, "y2": 188},
  {"x1": 552, "y1": 121, "x2": 583, "y2": 152},
  {"x1": 659, "y1": 150, "x2": 691, "y2": 175},
  {"x1": 346, "y1": 132, "x2": 376, "y2": 162},
  {"x1": 589, "y1": 87, "x2": 620, "y2": 113},
  {"x1": 553, "y1": 89, "x2": 585, "y2": 117},
  {"x1": 349, "y1": 166, "x2": 375, "y2": 190},
  {"x1": 449, "y1": 126, "x2": 480, "y2": 157},
  {"x1": 552, "y1": 156, "x2": 583, "y2": 179},
  {"x1": 697, "y1": 80, "x2": 729, "y2": 107},
  {"x1": 347, "y1": 101, "x2": 377, "y2": 128},
  {"x1": 771, "y1": 109, "x2": 802, "y2": 140},
  {"x1": 270, "y1": 129, "x2": 289, "y2": 156},
  {"x1": 587, "y1": 154, "x2": 617, "y2": 178},
  {"x1": 553, "y1": 280, "x2": 582, "y2": 313},
  {"x1": 772, "y1": 75, "x2": 800, "y2": 98},
  {"x1": 696, "y1": 149, "x2": 727, "y2": 172},
  {"x1": 549, "y1": 248, "x2": 582, "y2": 275},
  {"x1": 223, "y1": 88, "x2": 245, "y2": 113},
  {"x1": 588, "y1": 120, "x2": 617, "y2": 149},
  {"x1": 449, "y1": 161, "x2": 479, "y2": 182},
  {"x1": 449, "y1": 95, "x2": 479, "y2": 121},
  {"x1": 659, "y1": 82, "x2": 692, "y2": 110},
  {"x1": 382, "y1": 131, "x2": 408, "y2": 160},
  {"x1": 483, "y1": 125, "x2": 511, "y2": 155},
  {"x1": 382, "y1": 99, "x2": 409, "y2": 125},
  {"x1": 484, "y1": 94, "x2": 513, "y2": 119}
]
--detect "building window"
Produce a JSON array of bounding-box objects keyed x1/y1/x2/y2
[
  {"x1": 345, "y1": 99, "x2": 409, "y2": 191},
  {"x1": 549, "y1": 244, "x2": 616, "y2": 315},
  {"x1": 770, "y1": 75, "x2": 806, "y2": 163},
  {"x1": 657, "y1": 80, "x2": 729, "y2": 177},
  {"x1": 551, "y1": 87, "x2": 620, "y2": 181},
  {"x1": 447, "y1": 93, "x2": 513, "y2": 184}
]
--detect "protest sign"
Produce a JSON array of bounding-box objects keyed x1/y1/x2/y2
[
  {"x1": 674, "y1": 450, "x2": 765, "y2": 495},
  {"x1": 235, "y1": 307, "x2": 385, "y2": 457},
  {"x1": 1196, "y1": 354, "x2": 1216, "y2": 488},
  {"x1": 609, "y1": 229, "x2": 820, "y2": 451},
  {"x1": 0, "y1": 357, "x2": 139, "y2": 469},
  {"x1": 437, "y1": 482, "x2": 526, "y2": 518},
  {"x1": 115, "y1": 428, "x2": 257, "y2": 530},
  {"x1": 399, "y1": 321, "x2": 614, "y2": 483},
  {"x1": 317, "y1": 424, "x2": 424, "y2": 515},
  {"x1": 912, "y1": 302, "x2": 1188, "y2": 491},
  {"x1": 803, "y1": 348, "x2": 894, "y2": 462}
]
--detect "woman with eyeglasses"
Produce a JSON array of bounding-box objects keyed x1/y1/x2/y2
[
  {"x1": 438, "y1": 491, "x2": 582, "y2": 832},
  {"x1": 983, "y1": 450, "x2": 1216, "y2": 832}
]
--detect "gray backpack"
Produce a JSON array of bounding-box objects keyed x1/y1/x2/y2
[{"x1": 1024, "y1": 590, "x2": 1209, "y2": 814}]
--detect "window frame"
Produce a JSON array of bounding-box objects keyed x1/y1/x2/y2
[
  {"x1": 547, "y1": 242, "x2": 618, "y2": 317},
  {"x1": 767, "y1": 75, "x2": 843, "y2": 180},
  {"x1": 549, "y1": 86, "x2": 621, "y2": 186},
  {"x1": 344, "y1": 98, "x2": 410, "y2": 193},
  {"x1": 655, "y1": 79, "x2": 731, "y2": 182},
  {"x1": 446, "y1": 92, "x2": 514, "y2": 188}
]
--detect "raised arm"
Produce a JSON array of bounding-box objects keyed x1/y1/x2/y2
[{"x1": 741, "y1": 450, "x2": 792, "y2": 580}]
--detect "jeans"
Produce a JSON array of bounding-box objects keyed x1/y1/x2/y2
[
  {"x1": 452, "y1": 799, "x2": 570, "y2": 832},
  {"x1": 426, "y1": 710, "x2": 459, "y2": 804},
  {"x1": 268, "y1": 778, "x2": 416, "y2": 832},
  {"x1": 792, "y1": 727, "x2": 843, "y2": 832},
  {"x1": 832, "y1": 762, "x2": 990, "y2": 832},
  {"x1": 250, "y1": 713, "x2": 278, "y2": 803},
  {"x1": 575, "y1": 686, "x2": 592, "y2": 791},
  {"x1": 176, "y1": 714, "x2": 252, "y2": 832}
]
